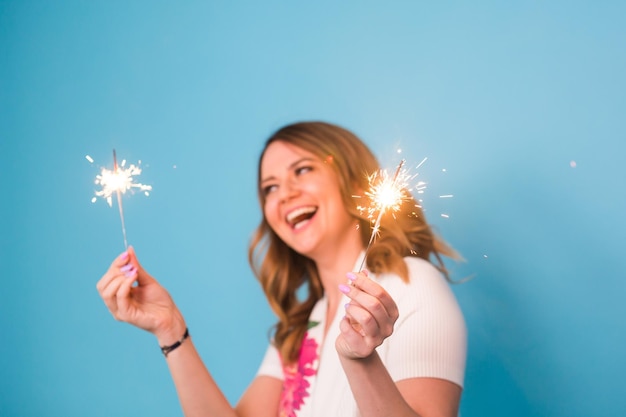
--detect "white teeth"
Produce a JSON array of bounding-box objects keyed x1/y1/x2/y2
[
  {"x1": 293, "y1": 220, "x2": 309, "y2": 230},
  {"x1": 286, "y1": 206, "x2": 317, "y2": 224}
]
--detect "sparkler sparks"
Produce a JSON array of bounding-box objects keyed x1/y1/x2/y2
[
  {"x1": 357, "y1": 159, "x2": 409, "y2": 271},
  {"x1": 88, "y1": 150, "x2": 152, "y2": 248},
  {"x1": 93, "y1": 151, "x2": 152, "y2": 206},
  {"x1": 355, "y1": 155, "x2": 454, "y2": 271}
]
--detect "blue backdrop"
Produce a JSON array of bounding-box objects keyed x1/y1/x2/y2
[{"x1": 1, "y1": 1, "x2": 625, "y2": 416}]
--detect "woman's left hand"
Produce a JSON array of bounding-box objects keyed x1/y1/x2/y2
[{"x1": 335, "y1": 270, "x2": 400, "y2": 359}]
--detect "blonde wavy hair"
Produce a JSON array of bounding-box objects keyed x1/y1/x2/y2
[{"x1": 248, "y1": 121, "x2": 458, "y2": 364}]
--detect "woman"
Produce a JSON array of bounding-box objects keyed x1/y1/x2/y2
[{"x1": 97, "y1": 121, "x2": 467, "y2": 417}]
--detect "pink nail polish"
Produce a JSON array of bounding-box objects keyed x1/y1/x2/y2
[
  {"x1": 125, "y1": 266, "x2": 136, "y2": 278},
  {"x1": 120, "y1": 264, "x2": 133, "y2": 272},
  {"x1": 339, "y1": 284, "x2": 351, "y2": 294},
  {"x1": 346, "y1": 272, "x2": 357, "y2": 281},
  {"x1": 119, "y1": 251, "x2": 129, "y2": 260}
]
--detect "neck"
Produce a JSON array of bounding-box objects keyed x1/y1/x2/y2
[{"x1": 314, "y1": 239, "x2": 364, "y2": 315}]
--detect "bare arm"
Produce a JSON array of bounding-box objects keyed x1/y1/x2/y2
[
  {"x1": 339, "y1": 352, "x2": 461, "y2": 417},
  {"x1": 337, "y1": 271, "x2": 462, "y2": 417},
  {"x1": 162, "y1": 333, "x2": 238, "y2": 417},
  {"x1": 96, "y1": 247, "x2": 282, "y2": 417},
  {"x1": 163, "y1": 335, "x2": 282, "y2": 417}
]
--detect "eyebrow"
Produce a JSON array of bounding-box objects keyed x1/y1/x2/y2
[{"x1": 260, "y1": 157, "x2": 315, "y2": 185}]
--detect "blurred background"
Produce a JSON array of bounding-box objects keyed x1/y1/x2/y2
[{"x1": 1, "y1": 1, "x2": 624, "y2": 416}]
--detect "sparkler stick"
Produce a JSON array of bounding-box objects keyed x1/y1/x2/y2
[
  {"x1": 90, "y1": 150, "x2": 152, "y2": 249},
  {"x1": 358, "y1": 159, "x2": 407, "y2": 271},
  {"x1": 112, "y1": 150, "x2": 129, "y2": 249}
]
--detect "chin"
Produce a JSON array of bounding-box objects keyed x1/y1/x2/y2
[{"x1": 287, "y1": 242, "x2": 321, "y2": 260}]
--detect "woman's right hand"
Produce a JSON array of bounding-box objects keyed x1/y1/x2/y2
[{"x1": 96, "y1": 246, "x2": 186, "y2": 346}]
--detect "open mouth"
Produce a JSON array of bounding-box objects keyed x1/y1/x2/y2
[{"x1": 286, "y1": 206, "x2": 317, "y2": 230}]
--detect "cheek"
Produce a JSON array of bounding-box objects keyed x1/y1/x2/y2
[{"x1": 263, "y1": 198, "x2": 280, "y2": 228}]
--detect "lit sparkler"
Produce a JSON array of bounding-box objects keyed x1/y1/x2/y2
[
  {"x1": 357, "y1": 159, "x2": 409, "y2": 271},
  {"x1": 89, "y1": 150, "x2": 152, "y2": 248},
  {"x1": 354, "y1": 155, "x2": 456, "y2": 271}
]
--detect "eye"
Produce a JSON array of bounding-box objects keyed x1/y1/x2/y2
[
  {"x1": 295, "y1": 165, "x2": 313, "y2": 176},
  {"x1": 262, "y1": 184, "x2": 277, "y2": 196}
]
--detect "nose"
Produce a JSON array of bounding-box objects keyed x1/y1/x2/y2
[{"x1": 278, "y1": 178, "x2": 299, "y2": 203}]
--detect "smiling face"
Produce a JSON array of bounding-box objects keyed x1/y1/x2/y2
[{"x1": 260, "y1": 140, "x2": 362, "y2": 261}]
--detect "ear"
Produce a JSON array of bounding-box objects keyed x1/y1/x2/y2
[{"x1": 350, "y1": 180, "x2": 365, "y2": 197}]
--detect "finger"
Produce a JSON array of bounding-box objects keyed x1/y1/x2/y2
[
  {"x1": 344, "y1": 303, "x2": 379, "y2": 337},
  {"x1": 99, "y1": 274, "x2": 125, "y2": 315},
  {"x1": 126, "y1": 246, "x2": 139, "y2": 267},
  {"x1": 99, "y1": 264, "x2": 137, "y2": 316},
  {"x1": 337, "y1": 316, "x2": 375, "y2": 358},
  {"x1": 96, "y1": 251, "x2": 131, "y2": 294},
  {"x1": 126, "y1": 246, "x2": 154, "y2": 286},
  {"x1": 113, "y1": 249, "x2": 131, "y2": 268},
  {"x1": 98, "y1": 259, "x2": 135, "y2": 296},
  {"x1": 339, "y1": 315, "x2": 364, "y2": 339},
  {"x1": 115, "y1": 267, "x2": 138, "y2": 320},
  {"x1": 346, "y1": 272, "x2": 399, "y2": 322},
  {"x1": 340, "y1": 281, "x2": 390, "y2": 330}
]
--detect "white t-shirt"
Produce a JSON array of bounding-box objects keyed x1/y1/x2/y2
[{"x1": 256, "y1": 256, "x2": 467, "y2": 417}]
